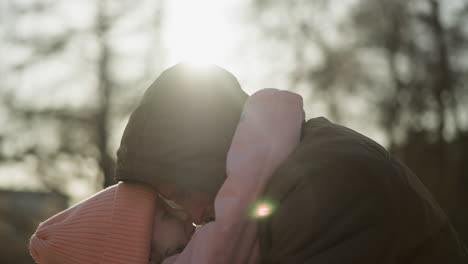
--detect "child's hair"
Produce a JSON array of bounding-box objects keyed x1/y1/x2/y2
[{"x1": 29, "y1": 182, "x2": 157, "y2": 264}]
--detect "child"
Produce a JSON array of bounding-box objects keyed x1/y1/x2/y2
[{"x1": 29, "y1": 182, "x2": 193, "y2": 264}]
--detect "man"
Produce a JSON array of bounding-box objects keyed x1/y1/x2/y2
[
  {"x1": 115, "y1": 63, "x2": 245, "y2": 226},
  {"x1": 115, "y1": 63, "x2": 468, "y2": 263}
]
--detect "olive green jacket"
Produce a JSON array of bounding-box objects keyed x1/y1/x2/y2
[{"x1": 257, "y1": 117, "x2": 468, "y2": 263}]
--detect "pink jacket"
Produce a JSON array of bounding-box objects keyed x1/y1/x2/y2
[{"x1": 164, "y1": 88, "x2": 304, "y2": 264}]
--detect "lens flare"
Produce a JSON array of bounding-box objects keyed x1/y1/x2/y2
[
  {"x1": 256, "y1": 204, "x2": 271, "y2": 217},
  {"x1": 250, "y1": 200, "x2": 277, "y2": 219}
]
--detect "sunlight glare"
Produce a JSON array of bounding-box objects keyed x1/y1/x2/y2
[{"x1": 163, "y1": 0, "x2": 239, "y2": 66}]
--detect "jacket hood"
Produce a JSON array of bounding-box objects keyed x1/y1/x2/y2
[{"x1": 115, "y1": 63, "x2": 248, "y2": 197}]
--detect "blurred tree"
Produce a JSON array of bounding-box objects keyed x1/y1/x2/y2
[
  {"x1": 0, "y1": 0, "x2": 165, "y2": 196},
  {"x1": 349, "y1": 0, "x2": 468, "y2": 242},
  {"x1": 0, "y1": 1, "x2": 165, "y2": 260},
  {"x1": 347, "y1": 0, "x2": 468, "y2": 200},
  {"x1": 253, "y1": 0, "x2": 468, "y2": 243},
  {"x1": 252, "y1": 0, "x2": 367, "y2": 123}
]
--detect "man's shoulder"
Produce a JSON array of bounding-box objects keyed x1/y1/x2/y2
[
  {"x1": 259, "y1": 119, "x2": 462, "y2": 264},
  {"x1": 262, "y1": 117, "x2": 394, "y2": 203},
  {"x1": 299, "y1": 117, "x2": 389, "y2": 161}
]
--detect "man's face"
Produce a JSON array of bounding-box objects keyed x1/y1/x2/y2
[
  {"x1": 155, "y1": 184, "x2": 215, "y2": 225},
  {"x1": 149, "y1": 201, "x2": 194, "y2": 264}
]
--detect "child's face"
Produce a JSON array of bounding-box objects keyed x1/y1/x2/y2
[
  {"x1": 155, "y1": 184, "x2": 215, "y2": 225},
  {"x1": 149, "y1": 201, "x2": 195, "y2": 264}
]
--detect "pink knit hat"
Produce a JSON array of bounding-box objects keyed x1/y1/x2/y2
[{"x1": 29, "y1": 182, "x2": 157, "y2": 264}]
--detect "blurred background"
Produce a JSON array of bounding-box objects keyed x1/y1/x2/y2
[{"x1": 1, "y1": 0, "x2": 467, "y2": 262}]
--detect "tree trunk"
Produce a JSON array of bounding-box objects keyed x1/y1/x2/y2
[{"x1": 96, "y1": 1, "x2": 115, "y2": 188}]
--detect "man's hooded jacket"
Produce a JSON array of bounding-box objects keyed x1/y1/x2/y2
[{"x1": 115, "y1": 63, "x2": 468, "y2": 263}]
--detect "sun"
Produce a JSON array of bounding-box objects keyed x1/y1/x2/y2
[{"x1": 163, "y1": 0, "x2": 239, "y2": 66}]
